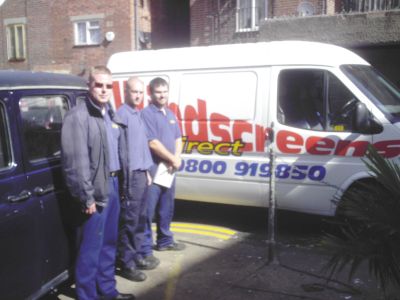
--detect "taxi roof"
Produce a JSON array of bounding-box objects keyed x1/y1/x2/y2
[
  {"x1": 108, "y1": 41, "x2": 370, "y2": 75},
  {"x1": 0, "y1": 70, "x2": 87, "y2": 91}
]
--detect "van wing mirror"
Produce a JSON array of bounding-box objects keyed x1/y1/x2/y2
[{"x1": 354, "y1": 102, "x2": 383, "y2": 134}]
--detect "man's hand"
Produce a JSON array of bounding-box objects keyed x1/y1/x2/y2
[
  {"x1": 146, "y1": 171, "x2": 152, "y2": 186},
  {"x1": 84, "y1": 203, "x2": 97, "y2": 215},
  {"x1": 171, "y1": 155, "x2": 182, "y2": 171}
]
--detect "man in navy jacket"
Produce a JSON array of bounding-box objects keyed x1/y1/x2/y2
[{"x1": 61, "y1": 66, "x2": 134, "y2": 300}]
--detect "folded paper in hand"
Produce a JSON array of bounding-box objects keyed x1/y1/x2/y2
[{"x1": 153, "y1": 162, "x2": 175, "y2": 188}]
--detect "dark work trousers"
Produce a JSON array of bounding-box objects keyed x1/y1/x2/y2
[
  {"x1": 117, "y1": 170, "x2": 148, "y2": 269},
  {"x1": 75, "y1": 176, "x2": 120, "y2": 300},
  {"x1": 141, "y1": 180, "x2": 176, "y2": 257}
]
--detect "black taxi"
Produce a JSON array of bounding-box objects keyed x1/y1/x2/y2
[{"x1": 0, "y1": 70, "x2": 87, "y2": 299}]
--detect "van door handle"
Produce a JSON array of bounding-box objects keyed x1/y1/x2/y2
[
  {"x1": 34, "y1": 184, "x2": 55, "y2": 196},
  {"x1": 8, "y1": 190, "x2": 32, "y2": 203}
]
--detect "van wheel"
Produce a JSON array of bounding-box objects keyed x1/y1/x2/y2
[{"x1": 335, "y1": 179, "x2": 387, "y2": 219}]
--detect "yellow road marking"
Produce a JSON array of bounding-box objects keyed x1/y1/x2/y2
[
  {"x1": 171, "y1": 222, "x2": 237, "y2": 235},
  {"x1": 171, "y1": 228, "x2": 232, "y2": 240},
  {"x1": 152, "y1": 222, "x2": 237, "y2": 241}
]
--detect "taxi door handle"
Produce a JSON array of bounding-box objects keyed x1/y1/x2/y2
[
  {"x1": 8, "y1": 190, "x2": 32, "y2": 203},
  {"x1": 34, "y1": 184, "x2": 55, "y2": 196}
]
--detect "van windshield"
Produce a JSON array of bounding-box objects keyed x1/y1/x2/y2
[{"x1": 341, "y1": 65, "x2": 400, "y2": 123}]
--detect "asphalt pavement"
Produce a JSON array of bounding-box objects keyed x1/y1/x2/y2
[{"x1": 46, "y1": 215, "x2": 399, "y2": 300}]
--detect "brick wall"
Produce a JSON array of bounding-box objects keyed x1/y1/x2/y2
[
  {"x1": 190, "y1": 0, "x2": 212, "y2": 45},
  {"x1": 190, "y1": 0, "x2": 327, "y2": 46},
  {"x1": 61, "y1": 0, "x2": 133, "y2": 75},
  {"x1": 0, "y1": 0, "x2": 29, "y2": 70},
  {"x1": 0, "y1": 0, "x2": 134, "y2": 75}
]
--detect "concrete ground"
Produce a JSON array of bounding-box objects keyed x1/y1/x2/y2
[{"x1": 48, "y1": 221, "x2": 399, "y2": 300}]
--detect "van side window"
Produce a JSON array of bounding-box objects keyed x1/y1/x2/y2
[
  {"x1": 19, "y1": 96, "x2": 69, "y2": 162},
  {"x1": 327, "y1": 73, "x2": 359, "y2": 132},
  {"x1": 278, "y1": 69, "x2": 324, "y2": 131},
  {"x1": 0, "y1": 103, "x2": 12, "y2": 169},
  {"x1": 278, "y1": 69, "x2": 359, "y2": 132}
]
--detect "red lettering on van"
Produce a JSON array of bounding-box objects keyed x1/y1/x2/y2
[
  {"x1": 180, "y1": 99, "x2": 266, "y2": 153},
  {"x1": 210, "y1": 113, "x2": 231, "y2": 143},
  {"x1": 334, "y1": 140, "x2": 369, "y2": 156},
  {"x1": 233, "y1": 120, "x2": 253, "y2": 152},
  {"x1": 276, "y1": 130, "x2": 303, "y2": 154},
  {"x1": 183, "y1": 99, "x2": 208, "y2": 141},
  {"x1": 373, "y1": 140, "x2": 400, "y2": 158},
  {"x1": 112, "y1": 81, "x2": 123, "y2": 109},
  {"x1": 276, "y1": 129, "x2": 400, "y2": 158},
  {"x1": 306, "y1": 137, "x2": 335, "y2": 155}
]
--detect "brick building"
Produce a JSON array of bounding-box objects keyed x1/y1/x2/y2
[
  {"x1": 0, "y1": 0, "x2": 189, "y2": 75},
  {"x1": 190, "y1": 0, "x2": 400, "y2": 86}
]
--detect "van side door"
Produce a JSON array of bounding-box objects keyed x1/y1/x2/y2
[
  {"x1": 0, "y1": 93, "x2": 44, "y2": 299},
  {"x1": 271, "y1": 67, "x2": 372, "y2": 215}
]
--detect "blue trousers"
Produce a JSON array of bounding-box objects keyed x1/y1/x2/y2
[
  {"x1": 75, "y1": 177, "x2": 120, "y2": 300},
  {"x1": 141, "y1": 181, "x2": 176, "y2": 256},
  {"x1": 117, "y1": 170, "x2": 147, "y2": 269}
]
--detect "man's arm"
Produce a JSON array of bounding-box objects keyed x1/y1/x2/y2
[
  {"x1": 61, "y1": 111, "x2": 96, "y2": 213},
  {"x1": 149, "y1": 139, "x2": 181, "y2": 170},
  {"x1": 174, "y1": 137, "x2": 183, "y2": 169}
]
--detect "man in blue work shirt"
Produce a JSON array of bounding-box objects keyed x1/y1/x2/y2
[
  {"x1": 117, "y1": 77, "x2": 160, "y2": 282},
  {"x1": 61, "y1": 66, "x2": 135, "y2": 300},
  {"x1": 141, "y1": 77, "x2": 185, "y2": 257}
]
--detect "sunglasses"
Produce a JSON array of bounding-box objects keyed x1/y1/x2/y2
[{"x1": 94, "y1": 82, "x2": 113, "y2": 89}]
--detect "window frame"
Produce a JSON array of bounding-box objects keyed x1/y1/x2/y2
[
  {"x1": 19, "y1": 94, "x2": 70, "y2": 163},
  {"x1": 6, "y1": 23, "x2": 27, "y2": 61},
  {"x1": 73, "y1": 19, "x2": 102, "y2": 46},
  {"x1": 277, "y1": 67, "x2": 361, "y2": 133},
  {"x1": 236, "y1": 0, "x2": 268, "y2": 32},
  {"x1": 0, "y1": 101, "x2": 14, "y2": 171}
]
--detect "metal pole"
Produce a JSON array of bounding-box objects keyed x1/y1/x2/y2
[{"x1": 267, "y1": 122, "x2": 279, "y2": 265}]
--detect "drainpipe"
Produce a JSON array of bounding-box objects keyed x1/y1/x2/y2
[{"x1": 134, "y1": 0, "x2": 140, "y2": 50}]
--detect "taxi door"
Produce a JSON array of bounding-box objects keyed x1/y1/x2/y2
[
  {"x1": 0, "y1": 92, "x2": 44, "y2": 299},
  {"x1": 16, "y1": 90, "x2": 74, "y2": 290}
]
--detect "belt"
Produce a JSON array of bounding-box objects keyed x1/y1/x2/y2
[{"x1": 110, "y1": 171, "x2": 120, "y2": 177}]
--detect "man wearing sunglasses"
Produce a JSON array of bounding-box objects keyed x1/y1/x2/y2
[{"x1": 61, "y1": 66, "x2": 135, "y2": 300}]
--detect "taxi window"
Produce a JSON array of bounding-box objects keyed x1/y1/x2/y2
[
  {"x1": 0, "y1": 103, "x2": 12, "y2": 169},
  {"x1": 19, "y1": 96, "x2": 69, "y2": 162}
]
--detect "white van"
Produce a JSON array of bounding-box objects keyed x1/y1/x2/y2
[{"x1": 108, "y1": 41, "x2": 400, "y2": 216}]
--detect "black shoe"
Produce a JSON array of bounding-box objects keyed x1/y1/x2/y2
[
  {"x1": 119, "y1": 268, "x2": 147, "y2": 282},
  {"x1": 111, "y1": 293, "x2": 136, "y2": 300},
  {"x1": 136, "y1": 255, "x2": 160, "y2": 270},
  {"x1": 155, "y1": 242, "x2": 186, "y2": 251}
]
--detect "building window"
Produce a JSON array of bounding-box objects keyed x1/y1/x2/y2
[
  {"x1": 236, "y1": 0, "x2": 267, "y2": 32},
  {"x1": 74, "y1": 20, "x2": 101, "y2": 46},
  {"x1": 6, "y1": 24, "x2": 26, "y2": 61}
]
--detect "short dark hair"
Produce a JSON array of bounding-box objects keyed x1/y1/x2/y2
[{"x1": 149, "y1": 77, "x2": 168, "y2": 94}]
